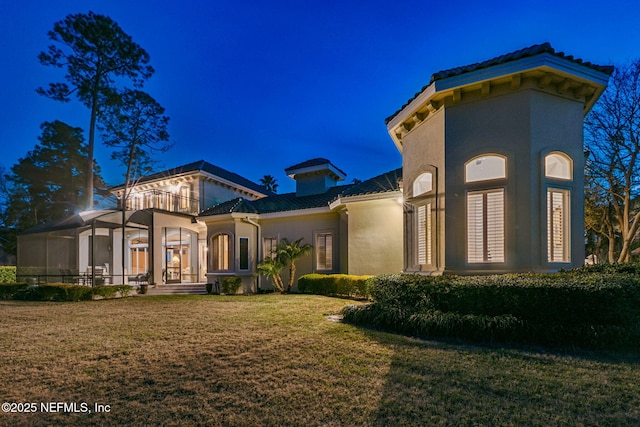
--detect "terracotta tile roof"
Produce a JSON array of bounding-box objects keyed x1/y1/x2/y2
[
  {"x1": 111, "y1": 160, "x2": 272, "y2": 196},
  {"x1": 340, "y1": 168, "x2": 402, "y2": 197},
  {"x1": 430, "y1": 42, "x2": 613, "y2": 84},
  {"x1": 199, "y1": 168, "x2": 403, "y2": 218},
  {"x1": 385, "y1": 43, "x2": 615, "y2": 124},
  {"x1": 198, "y1": 197, "x2": 260, "y2": 215},
  {"x1": 199, "y1": 185, "x2": 352, "y2": 217}
]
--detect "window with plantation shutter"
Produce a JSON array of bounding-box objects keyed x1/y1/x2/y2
[
  {"x1": 467, "y1": 189, "x2": 504, "y2": 263},
  {"x1": 417, "y1": 203, "x2": 432, "y2": 265},
  {"x1": 316, "y1": 232, "x2": 333, "y2": 270},
  {"x1": 212, "y1": 234, "x2": 230, "y2": 271},
  {"x1": 263, "y1": 237, "x2": 278, "y2": 259},
  {"x1": 547, "y1": 189, "x2": 570, "y2": 262}
]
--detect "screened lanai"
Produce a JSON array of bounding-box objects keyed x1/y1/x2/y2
[{"x1": 17, "y1": 209, "x2": 152, "y2": 285}]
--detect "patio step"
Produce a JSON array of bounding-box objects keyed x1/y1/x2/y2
[{"x1": 143, "y1": 283, "x2": 208, "y2": 295}]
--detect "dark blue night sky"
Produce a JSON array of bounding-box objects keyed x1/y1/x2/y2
[{"x1": 2, "y1": 0, "x2": 638, "y2": 194}]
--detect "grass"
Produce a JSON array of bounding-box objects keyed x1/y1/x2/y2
[{"x1": 0, "y1": 295, "x2": 638, "y2": 426}]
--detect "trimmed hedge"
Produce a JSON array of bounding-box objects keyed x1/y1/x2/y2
[
  {"x1": 1, "y1": 283, "x2": 134, "y2": 301},
  {"x1": 0, "y1": 266, "x2": 16, "y2": 283},
  {"x1": 298, "y1": 274, "x2": 372, "y2": 298},
  {"x1": 343, "y1": 272, "x2": 640, "y2": 350},
  {"x1": 0, "y1": 283, "x2": 29, "y2": 299}
]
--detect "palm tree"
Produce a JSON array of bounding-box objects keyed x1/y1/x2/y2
[
  {"x1": 256, "y1": 257, "x2": 286, "y2": 292},
  {"x1": 260, "y1": 175, "x2": 278, "y2": 193},
  {"x1": 277, "y1": 238, "x2": 313, "y2": 292}
]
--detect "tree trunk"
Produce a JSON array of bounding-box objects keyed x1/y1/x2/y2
[
  {"x1": 608, "y1": 236, "x2": 616, "y2": 263},
  {"x1": 85, "y1": 74, "x2": 101, "y2": 211},
  {"x1": 288, "y1": 263, "x2": 296, "y2": 292}
]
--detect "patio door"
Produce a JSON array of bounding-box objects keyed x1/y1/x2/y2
[
  {"x1": 165, "y1": 246, "x2": 181, "y2": 283},
  {"x1": 163, "y1": 227, "x2": 194, "y2": 283}
]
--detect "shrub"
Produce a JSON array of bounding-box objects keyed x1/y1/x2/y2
[
  {"x1": 92, "y1": 285, "x2": 133, "y2": 299},
  {"x1": 14, "y1": 283, "x2": 94, "y2": 302},
  {"x1": 0, "y1": 283, "x2": 29, "y2": 299},
  {"x1": 8, "y1": 283, "x2": 134, "y2": 301},
  {"x1": 116, "y1": 285, "x2": 133, "y2": 297},
  {"x1": 343, "y1": 272, "x2": 640, "y2": 350},
  {"x1": 221, "y1": 276, "x2": 242, "y2": 294},
  {"x1": 0, "y1": 266, "x2": 16, "y2": 283},
  {"x1": 298, "y1": 274, "x2": 372, "y2": 298}
]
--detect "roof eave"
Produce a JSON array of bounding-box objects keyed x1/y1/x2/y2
[
  {"x1": 386, "y1": 52, "x2": 612, "y2": 151},
  {"x1": 330, "y1": 189, "x2": 402, "y2": 210}
]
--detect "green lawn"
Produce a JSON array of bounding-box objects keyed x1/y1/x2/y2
[{"x1": 1, "y1": 295, "x2": 638, "y2": 426}]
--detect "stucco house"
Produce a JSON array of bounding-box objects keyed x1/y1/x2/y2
[
  {"x1": 17, "y1": 43, "x2": 613, "y2": 290},
  {"x1": 199, "y1": 158, "x2": 403, "y2": 292},
  {"x1": 386, "y1": 43, "x2": 612, "y2": 275},
  {"x1": 17, "y1": 158, "x2": 403, "y2": 291},
  {"x1": 17, "y1": 160, "x2": 273, "y2": 286}
]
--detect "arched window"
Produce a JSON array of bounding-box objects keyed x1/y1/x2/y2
[
  {"x1": 211, "y1": 233, "x2": 230, "y2": 271},
  {"x1": 413, "y1": 172, "x2": 433, "y2": 197},
  {"x1": 545, "y1": 152, "x2": 572, "y2": 180},
  {"x1": 465, "y1": 155, "x2": 506, "y2": 183}
]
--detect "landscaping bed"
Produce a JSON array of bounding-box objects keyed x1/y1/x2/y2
[
  {"x1": 0, "y1": 283, "x2": 134, "y2": 301},
  {"x1": 342, "y1": 267, "x2": 640, "y2": 351}
]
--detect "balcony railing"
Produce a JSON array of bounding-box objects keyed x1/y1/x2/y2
[{"x1": 122, "y1": 189, "x2": 199, "y2": 215}]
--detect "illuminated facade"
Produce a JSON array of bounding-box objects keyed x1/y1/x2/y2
[{"x1": 386, "y1": 43, "x2": 613, "y2": 274}]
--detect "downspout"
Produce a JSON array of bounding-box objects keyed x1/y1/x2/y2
[{"x1": 243, "y1": 217, "x2": 261, "y2": 292}]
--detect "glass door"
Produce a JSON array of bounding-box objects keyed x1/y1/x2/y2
[
  {"x1": 165, "y1": 246, "x2": 181, "y2": 283},
  {"x1": 163, "y1": 227, "x2": 194, "y2": 283}
]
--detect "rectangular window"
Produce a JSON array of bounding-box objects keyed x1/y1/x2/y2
[
  {"x1": 263, "y1": 237, "x2": 278, "y2": 259},
  {"x1": 417, "y1": 204, "x2": 432, "y2": 265},
  {"x1": 130, "y1": 247, "x2": 148, "y2": 275},
  {"x1": 316, "y1": 232, "x2": 333, "y2": 271},
  {"x1": 467, "y1": 189, "x2": 504, "y2": 263},
  {"x1": 179, "y1": 186, "x2": 190, "y2": 210},
  {"x1": 239, "y1": 237, "x2": 249, "y2": 270},
  {"x1": 547, "y1": 189, "x2": 570, "y2": 263},
  {"x1": 212, "y1": 234, "x2": 230, "y2": 270}
]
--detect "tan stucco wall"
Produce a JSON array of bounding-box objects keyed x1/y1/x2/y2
[
  {"x1": 444, "y1": 88, "x2": 585, "y2": 273},
  {"x1": 401, "y1": 86, "x2": 586, "y2": 274},
  {"x1": 343, "y1": 198, "x2": 403, "y2": 275},
  {"x1": 401, "y1": 108, "x2": 446, "y2": 272},
  {"x1": 256, "y1": 211, "x2": 341, "y2": 290},
  {"x1": 200, "y1": 179, "x2": 261, "y2": 210}
]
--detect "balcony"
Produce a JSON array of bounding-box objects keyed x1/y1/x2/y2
[{"x1": 122, "y1": 189, "x2": 200, "y2": 215}]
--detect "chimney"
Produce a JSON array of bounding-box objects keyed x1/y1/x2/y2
[{"x1": 284, "y1": 158, "x2": 346, "y2": 197}]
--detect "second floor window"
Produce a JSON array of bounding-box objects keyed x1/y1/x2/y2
[{"x1": 179, "y1": 185, "x2": 190, "y2": 209}]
